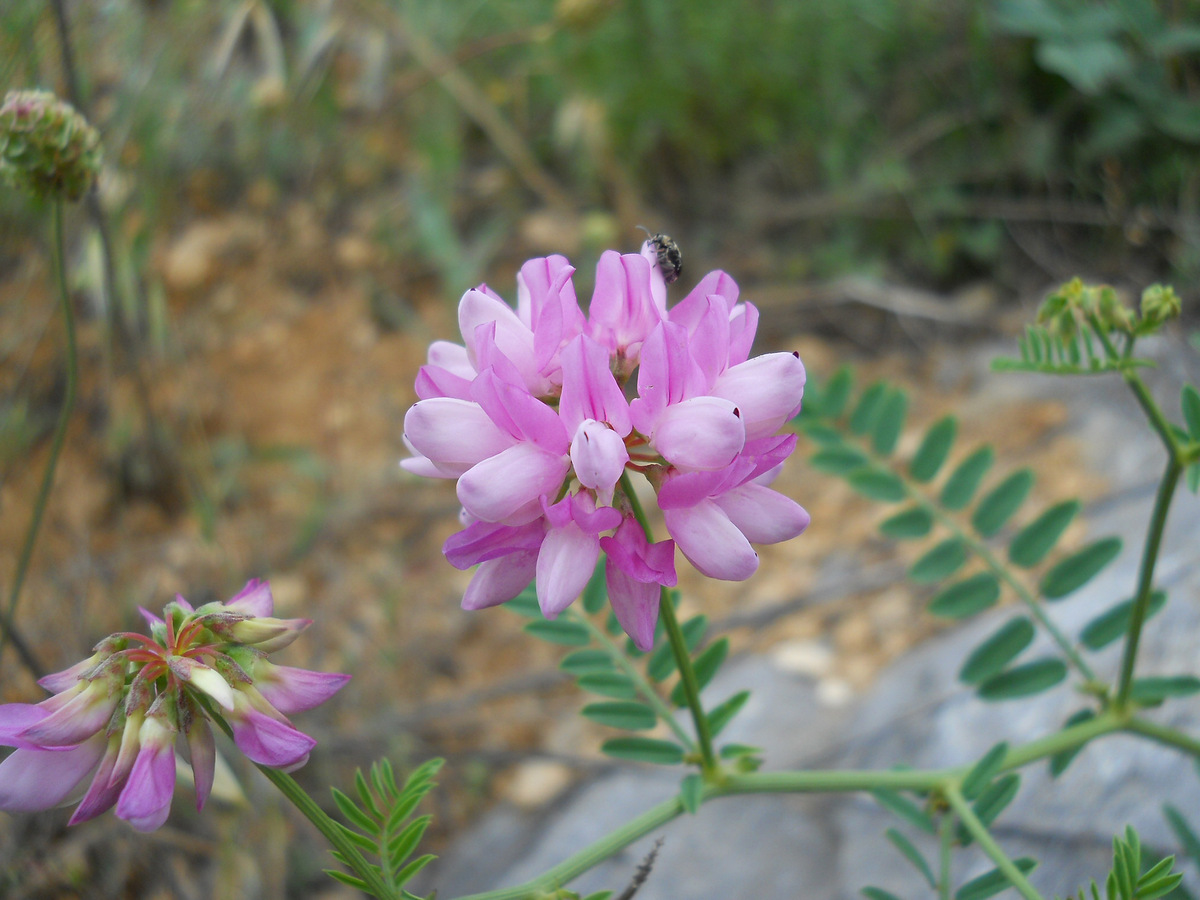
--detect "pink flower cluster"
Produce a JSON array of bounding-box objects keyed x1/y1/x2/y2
[
  {"x1": 403, "y1": 243, "x2": 809, "y2": 650},
  {"x1": 0, "y1": 580, "x2": 348, "y2": 831}
]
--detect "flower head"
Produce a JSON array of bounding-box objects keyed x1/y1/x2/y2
[
  {"x1": 402, "y1": 247, "x2": 809, "y2": 647},
  {"x1": 0, "y1": 90, "x2": 101, "y2": 201},
  {"x1": 0, "y1": 579, "x2": 348, "y2": 831}
]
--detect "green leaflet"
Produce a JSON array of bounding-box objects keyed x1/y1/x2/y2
[
  {"x1": 959, "y1": 617, "x2": 1035, "y2": 684},
  {"x1": 961, "y1": 742, "x2": 1009, "y2": 801},
  {"x1": 850, "y1": 382, "x2": 889, "y2": 435},
  {"x1": 524, "y1": 619, "x2": 592, "y2": 646},
  {"x1": 647, "y1": 614, "x2": 708, "y2": 682},
  {"x1": 880, "y1": 506, "x2": 934, "y2": 539},
  {"x1": 977, "y1": 658, "x2": 1068, "y2": 701},
  {"x1": 560, "y1": 649, "x2": 616, "y2": 674},
  {"x1": 861, "y1": 889, "x2": 904, "y2": 900},
  {"x1": 680, "y1": 773, "x2": 704, "y2": 814},
  {"x1": 1009, "y1": 500, "x2": 1081, "y2": 567},
  {"x1": 910, "y1": 415, "x2": 957, "y2": 482},
  {"x1": 581, "y1": 701, "x2": 658, "y2": 731},
  {"x1": 601, "y1": 737, "x2": 685, "y2": 765},
  {"x1": 871, "y1": 388, "x2": 909, "y2": 455},
  {"x1": 955, "y1": 857, "x2": 1037, "y2": 900},
  {"x1": 928, "y1": 573, "x2": 1001, "y2": 619},
  {"x1": 871, "y1": 788, "x2": 936, "y2": 834},
  {"x1": 1080, "y1": 591, "x2": 1166, "y2": 650},
  {"x1": 577, "y1": 672, "x2": 639, "y2": 699},
  {"x1": 885, "y1": 827, "x2": 936, "y2": 887},
  {"x1": 1182, "y1": 384, "x2": 1200, "y2": 437},
  {"x1": 940, "y1": 446, "x2": 995, "y2": 510},
  {"x1": 706, "y1": 690, "x2": 751, "y2": 737},
  {"x1": 909, "y1": 538, "x2": 969, "y2": 583},
  {"x1": 1049, "y1": 709, "x2": 1097, "y2": 777},
  {"x1": 819, "y1": 366, "x2": 854, "y2": 418},
  {"x1": 1039, "y1": 537, "x2": 1122, "y2": 600},
  {"x1": 582, "y1": 559, "x2": 608, "y2": 614},
  {"x1": 848, "y1": 467, "x2": 907, "y2": 502},
  {"x1": 812, "y1": 445, "x2": 870, "y2": 474},
  {"x1": 670, "y1": 637, "x2": 729, "y2": 706},
  {"x1": 972, "y1": 469, "x2": 1035, "y2": 537},
  {"x1": 1128, "y1": 676, "x2": 1200, "y2": 704}
]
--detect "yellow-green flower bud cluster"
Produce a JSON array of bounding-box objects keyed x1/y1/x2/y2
[{"x1": 0, "y1": 89, "x2": 101, "y2": 202}]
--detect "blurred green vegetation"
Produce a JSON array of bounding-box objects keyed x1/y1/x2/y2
[{"x1": 2, "y1": 0, "x2": 1200, "y2": 288}]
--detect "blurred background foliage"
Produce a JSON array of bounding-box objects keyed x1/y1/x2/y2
[{"x1": 2, "y1": 0, "x2": 1200, "y2": 296}]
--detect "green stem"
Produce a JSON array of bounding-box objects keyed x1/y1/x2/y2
[
  {"x1": 1088, "y1": 315, "x2": 1179, "y2": 457},
  {"x1": 1115, "y1": 456, "x2": 1181, "y2": 709},
  {"x1": 945, "y1": 785, "x2": 1046, "y2": 900},
  {"x1": 204, "y1": 710, "x2": 398, "y2": 899},
  {"x1": 939, "y1": 812, "x2": 954, "y2": 900},
  {"x1": 0, "y1": 201, "x2": 78, "y2": 677},
  {"x1": 619, "y1": 471, "x2": 718, "y2": 775},
  {"x1": 1125, "y1": 716, "x2": 1200, "y2": 758},
  {"x1": 570, "y1": 610, "x2": 695, "y2": 750}
]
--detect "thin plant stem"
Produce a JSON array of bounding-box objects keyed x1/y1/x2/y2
[
  {"x1": 939, "y1": 812, "x2": 954, "y2": 900},
  {"x1": 570, "y1": 610, "x2": 696, "y2": 750},
  {"x1": 945, "y1": 785, "x2": 1047, "y2": 900},
  {"x1": 1125, "y1": 716, "x2": 1200, "y2": 758},
  {"x1": 0, "y1": 201, "x2": 77, "y2": 678},
  {"x1": 1115, "y1": 456, "x2": 1182, "y2": 709},
  {"x1": 618, "y1": 471, "x2": 717, "y2": 775}
]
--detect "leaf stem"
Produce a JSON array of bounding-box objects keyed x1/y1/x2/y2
[
  {"x1": 1115, "y1": 456, "x2": 1181, "y2": 709},
  {"x1": 0, "y1": 200, "x2": 77, "y2": 678},
  {"x1": 569, "y1": 610, "x2": 696, "y2": 750},
  {"x1": 619, "y1": 471, "x2": 718, "y2": 775},
  {"x1": 944, "y1": 785, "x2": 1046, "y2": 900},
  {"x1": 1125, "y1": 716, "x2": 1200, "y2": 758}
]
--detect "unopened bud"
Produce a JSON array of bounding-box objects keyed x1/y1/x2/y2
[
  {"x1": 0, "y1": 90, "x2": 101, "y2": 201},
  {"x1": 1140, "y1": 283, "x2": 1181, "y2": 329}
]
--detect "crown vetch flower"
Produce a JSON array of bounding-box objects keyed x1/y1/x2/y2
[
  {"x1": 0, "y1": 579, "x2": 348, "y2": 831},
  {"x1": 401, "y1": 246, "x2": 809, "y2": 647}
]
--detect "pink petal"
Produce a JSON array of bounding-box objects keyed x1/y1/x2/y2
[
  {"x1": 599, "y1": 518, "x2": 677, "y2": 588},
  {"x1": 652, "y1": 396, "x2": 745, "y2": 471},
  {"x1": 559, "y1": 335, "x2": 632, "y2": 435},
  {"x1": 254, "y1": 664, "x2": 351, "y2": 715},
  {"x1": 710, "y1": 351, "x2": 806, "y2": 440},
  {"x1": 403, "y1": 397, "x2": 513, "y2": 475},
  {"x1": 115, "y1": 738, "x2": 177, "y2": 832},
  {"x1": 588, "y1": 251, "x2": 663, "y2": 359},
  {"x1": 469, "y1": 369, "x2": 568, "y2": 450},
  {"x1": 68, "y1": 733, "x2": 125, "y2": 825},
  {"x1": 19, "y1": 680, "x2": 118, "y2": 749},
  {"x1": 229, "y1": 700, "x2": 316, "y2": 770},
  {"x1": 459, "y1": 288, "x2": 534, "y2": 372},
  {"x1": 663, "y1": 500, "x2": 759, "y2": 581},
  {"x1": 0, "y1": 703, "x2": 50, "y2": 747},
  {"x1": 427, "y1": 340, "x2": 474, "y2": 378},
  {"x1": 0, "y1": 733, "x2": 106, "y2": 811},
  {"x1": 461, "y1": 551, "x2": 539, "y2": 610},
  {"x1": 713, "y1": 483, "x2": 811, "y2": 544},
  {"x1": 536, "y1": 521, "x2": 600, "y2": 618},
  {"x1": 604, "y1": 563, "x2": 661, "y2": 652},
  {"x1": 456, "y1": 442, "x2": 570, "y2": 523},
  {"x1": 570, "y1": 420, "x2": 630, "y2": 497},
  {"x1": 443, "y1": 519, "x2": 546, "y2": 570},
  {"x1": 225, "y1": 579, "x2": 275, "y2": 617},
  {"x1": 37, "y1": 657, "x2": 97, "y2": 694},
  {"x1": 415, "y1": 363, "x2": 474, "y2": 401}
]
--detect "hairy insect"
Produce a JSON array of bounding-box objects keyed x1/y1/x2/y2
[
  {"x1": 614, "y1": 838, "x2": 664, "y2": 900},
  {"x1": 637, "y1": 226, "x2": 682, "y2": 284}
]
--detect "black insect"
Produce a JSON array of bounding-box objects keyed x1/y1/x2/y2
[{"x1": 637, "y1": 226, "x2": 682, "y2": 285}]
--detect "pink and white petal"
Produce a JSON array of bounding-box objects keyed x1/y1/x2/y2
[
  {"x1": 536, "y1": 523, "x2": 600, "y2": 618},
  {"x1": 255, "y1": 665, "x2": 351, "y2": 715},
  {"x1": 470, "y1": 369, "x2": 568, "y2": 450},
  {"x1": 710, "y1": 351, "x2": 806, "y2": 440},
  {"x1": 559, "y1": 335, "x2": 632, "y2": 435},
  {"x1": 726, "y1": 301, "x2": 759, "y2": 366},
  {"x1": 605, "y1": 562, "x2": 661, "y2": 652},
  {"x1": 570, "y1": 421, "x2": 629, "y2": 497},
  {"x1": 456, "y1": 443, "x2": 570, "y2": 523},
  {"x1": 663, "y1": 500, "x2": 759, "y2": 581},
  {"x1": 461, "y1": 551, "x2": 539, "y2": 610},
  {"x1": 458, "y1": 288, "x2": 532, "y2": 367},
  {"x1": 224, "y1": 579, "x2": 274, "y2": 617},
  {"x1": 0, "y1": 703, "x2": 49, "y2": 747},
  {"x1": 115, "y1": 740, "x2": 177, "y2": 832},
  {"x1": 68, "y1": 737, "x2": 124, "y2": 825},
  {"x1": 443, "y1": 519, "x2": 546, "y2": 570},
  {"x1": 713, "y1": 483, "x2": 811, "y2": 544},
  {"x1": 19, "y1": 681, "x2": 118, "y2": 749},
  {"x1": 0, "y1": 733, "x2": 106, "y2": 811},
  {"x1": 403, "y1": 397, "x2": 513, "y2": 469},
  {"x1": 415, "y1": 363, "x2": 474, "y2": 401},
  {"x1": 653, "y1": 396, "x2": 745, "y2": 472},
  {"x1": 229, "y1": 702, "x2": 316, "y2": 770},
  {"x1": 427, "y1": 340, "x2": 474, "y2": 378}
]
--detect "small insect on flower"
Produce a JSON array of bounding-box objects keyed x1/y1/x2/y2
[{"x1": 637, "y1": 226, "x2": 682, "y2": 284}]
